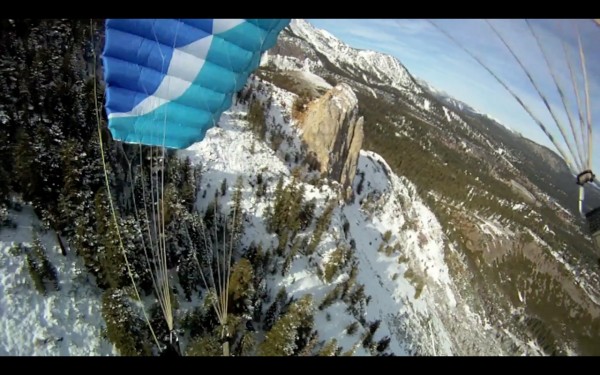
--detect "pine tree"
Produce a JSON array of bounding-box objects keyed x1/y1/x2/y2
[
  {"x1": 346, "y1": 283, "x2": 367, "y2": 321},
  {"x1": 362, "y1": 319, "x2": 381, "y2": 350},
  {"x1": 102, "y1": 288, "x2": 152, "y2": 356},
  {"x1": 286, "y1": 182, "x2": 305, "y2": 235},
  {"x1": 57, "y1": 139, "x2": 86, "y2": 233},
  {"x1": 230, "y1": 176, "x2": 244, "y2": 242},
  {"x1": 204, "y1": 197, "x2": 221, "y2": 230},
  {"x1": 299, "y1": 200, "x2": 316, "y2": 231},
  {"x1": 161, "y1": 182, "x2": 179, "y2": 228},
  {"x1": 345, "y1": 321, "x2": 359, "y2": 335},
  {"x1": 323, "y1": 246, "x2": 347, "y2": 283},
  {"x1": 14, "y1": 128, "x2": 40, "y2": 204},
  {"x1": 178, "y1": 244, "x2": 202, "y2": 302},
  {"x1": 318, "y1": 339, "x2": 338, "y2": 356},
  {"x1": 180, "y1": 157, "x2": 198, "y2": 210},
  {"x1": 0, "y1": 164, "x2": 11, "y2": 206},
  {"x1": 234, "y1": 332, "x2": 256, "y2": 356},
  {"x1": 263, "y1": 287, "x2": 288, "y2": 331},
  {"x1": 228, "y1": 258, "x2": 254, "y2": 315},
  {"x1": 376, "y1": 336, "x2": 391, "y2": 353},
  {"x1": 95, "y1": 187, "x2": 128, "y2": 289},
  {"x1": 120, "y1": 215, "x2": 155, "y2": 295},
  {"x1": 247, "y1": 99, "x2": 266, "y2": 140},
  {"x1": 221, "y1": 178, "x2": 228, "y2": 196},
  {"x1": 258, "y1": 294, "x2": 314, "y2": 356},
  {"x1": 186, "y1": 334, "x2": 222, "y2": 356},
  {"x1": 306, "y1": 200, "x2": 336, "y2": 255},
  {"x1": 266, "y1": 177, "x2": 307, "y2": 258},
  {"x1": 26, "y1": 230, "x2": 60, "y2": 295},
  {"x1": 73, "y1": 195, "x2": 102, "y2": 276},
  {"x1": 26, "y1": 253, "x2": 46, "y2": 295},
  {"x1": 281, "y1": 237, "x2": 301, "y2": 277},
  {"x1": 266, "y1": 176, "x2": 285, "y2": 233}
]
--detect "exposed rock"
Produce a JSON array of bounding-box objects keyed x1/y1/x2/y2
[{"x1": 299, "y1": 83, "x2": 363, "y2": 193}]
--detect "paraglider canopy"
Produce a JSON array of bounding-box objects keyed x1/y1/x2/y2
[
  {"x1": 102, "y1": 19, "x2": 290, "y2": 149},
  {"x1": 96, "y1": 18, "x2": 291, "y2": 357}
]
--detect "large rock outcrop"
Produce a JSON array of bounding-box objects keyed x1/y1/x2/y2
[{"x1": 299, "y1": 83, "x2": 364, "y2": 192}]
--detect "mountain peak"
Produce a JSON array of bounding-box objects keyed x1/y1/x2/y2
[{"x1": 282, "y1": 19, "x2": 421, "y2": 94}]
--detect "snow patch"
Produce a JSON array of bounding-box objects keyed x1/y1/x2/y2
[{"x1": 0, "y1": 206, "x2": 116, "y2": 356}]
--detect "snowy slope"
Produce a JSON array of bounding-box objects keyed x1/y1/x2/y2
[
  {"x1": 0, "y1": 70, "x2": 543, "y2": 357},
  {"x1": 178, "y1": 77, "x2": 533, "y2": 355},
  {"x1": 416, "y1": 77, "x2": 477, "y2": 114},
  {"x1": 285, "y1": 19, "x2": 422, "y2": 95},
  {"x1": 0, "y1": 205, "x2": 116, "y2": 356},
  {"x1": 1, "y1": 18, "x2": 595, "y2": 357}
]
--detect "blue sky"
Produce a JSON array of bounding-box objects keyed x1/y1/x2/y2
[{"x1": 308, "y1": 19, "x2": 600, "y2": 175}]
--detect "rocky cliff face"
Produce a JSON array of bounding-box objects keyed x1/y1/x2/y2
[{"x1": 299, "y1": 83, "x2": 364, "y2": 193}]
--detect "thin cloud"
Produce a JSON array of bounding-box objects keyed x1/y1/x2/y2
[{"x1": 345, "y1": 26, "x2": 398, "y2": 44}]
